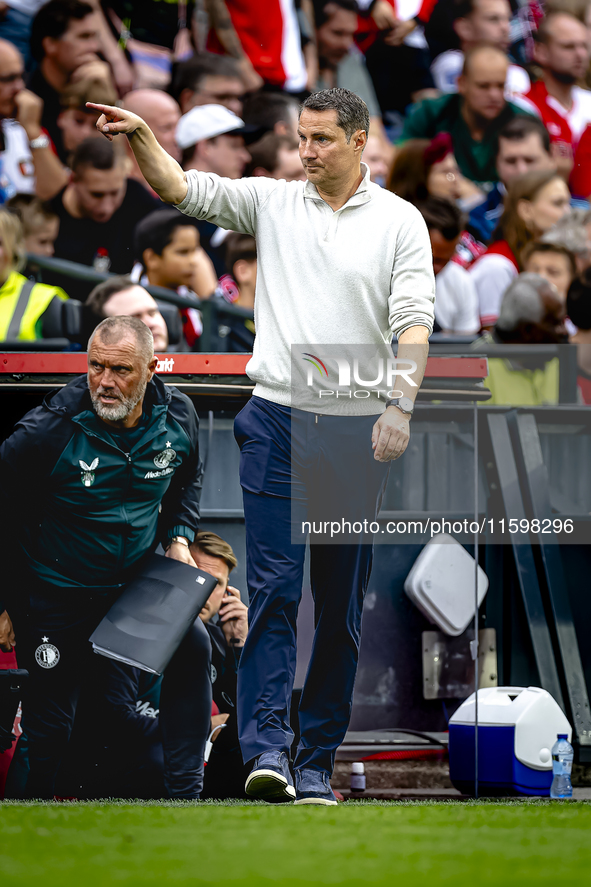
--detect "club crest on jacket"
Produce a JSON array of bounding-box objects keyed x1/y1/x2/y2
[{"x1": 80, "y1": 457, "x2": 99, "y2": 487}]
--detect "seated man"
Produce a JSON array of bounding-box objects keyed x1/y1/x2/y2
[
  {"x1": 401, "y1": 44, "x2": 534, "y2": 188},
  {"x1": 169, "y1": 52, "x2": 245, "y2": 117},
  {"x1": 474, "y1": 273, "x2": 568, "y2": 405},
  {"x1": 55, "y1": 531, "x2": 248, "y2": 800},
  {"x1": 46, "y1": 136, "x2": 159, "y2": 301},
  {"x1": 85, "y1": 275, "x2": 169, "y2": 352},
  {"x1": 176, "y1": 104, "x2": 251, "y2": 277}
]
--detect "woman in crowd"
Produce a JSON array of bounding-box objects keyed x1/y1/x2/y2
[
  {"x1": 469, "y1": 170, "x2": 571, "y2": 329},
  {"x1": 387, "y1": 133, "x2": 464, "y2": 205},
  {"x1": 0, "y1": 208, "x2": 69, "y2": 341},
  {"x1": 387, "y1": 134, "x2": 487, "y2": 266}
]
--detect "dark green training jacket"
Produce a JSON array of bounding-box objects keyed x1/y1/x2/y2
[{"x1": 0, "y1": 374, "x2": 202, "y2": 611}]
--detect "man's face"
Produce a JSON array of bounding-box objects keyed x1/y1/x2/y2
[
  {"x1": 298, "y1": 108, "x2": 365, "y2": 191},
  {"x1": 72, "y1": 164, "x2": 127, "y2": 223},
  {"x1": 317, "y1": 5, "x2": 358, "y2": 68},
  {"x1": 274, "y1": 145, "x2": 306, "y2": 181},
  {"x1": 45, "y1": 13, "x2": 100, "y2": 74},
  {"x1": 58, "y1": 107, "x2": 102, "y2": 153},
  {"x1": 458, "y1": 52, "x2": 508, "y2": 120},
  {"x1": 147, "y1": 105, "x2": 181, "y2": 162},
  {"x1": 201, "y1": 133, "x2": 250, "y2": 178},
  {"x1": 459, "y1": 0, "x2": 511, "y2": 49},
  {"x1": 524, "y1": 251, "x2": 573, "y2": 301},
  {"x1": 363, "y1": 134, "x2": 390, "y2": 185},
  {"x1": 188, "y1": 74, "x2": 245, "y2": 117},
  {"x1": 102, "y1": 286, "x2": 169, "y2": 352},
  {"x1": 536, "y1": 15, "x2": 590, "y2": 83},
  {"x1": 429, "y1": 229, "x2": 460, "y2": 276},
  {"x1": 148, "y1": 225, "x2": 202, "y2": 290},
  {"x1": 87, "y1": 333, "x2": 156, "y2": 427},
  {"x1": 192, "y1": 550, "x2": 230, "y2": 622},
  {"x1": 496, "y1": 132, "x2": 554, "y2": 185},
  {"x1": 0, "y1": 43, "x2": 24, "y2": 118}
]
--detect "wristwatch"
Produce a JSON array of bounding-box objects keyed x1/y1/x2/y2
[
  {"x1": 385, "y1": 396, "x2": 414, "y2": 416},
  {"x1": 168, "y1": 535, "x2": 189, "y2": 549},
  {"x1": 29, "y1": 134, "x2": 50, "y2": 150}
]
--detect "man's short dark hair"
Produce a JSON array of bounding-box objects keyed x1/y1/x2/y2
[
  {"x1": 453, "y1": 0, "x2": 477, "y2": 21},
  {"x1": 497, "y1": 115, "x2": 551, "y2": 155},
  {"x1": 567, "y1": 269, "x2": 591, "y2": 330},
  {"x1": 169, "y1": 52, "x2": 241, "y2": 103},
  {"x1": 242, "y1": 91, "x2": 300, "y2": 132},
  {"x1": 31, "y1": 0, "x2": 94, "y2": 62},
  {"x1": 300, "y1": 87, "x2": 370, "y2": 141},
  {"x1": 314, "y1": 0, "x2": 359, "y2": 29},
  {"x1": 71, "y1": 137, "x2": 123, "y2": 175},
  {"x1": 225, "y1": 232, "x2": 257, "y2": 275},
  {"x1": 85, "y1": 275, "x2": 136, "y2": 319},
  {"x1": 416, "y1": 196, "x2": 465, "y2": 242},
  {"x1": 134, "y1": 209, "x2": 198, "y2": 261},
  {"x1": 244, "y1": 132, "x2": 297, "y2": 177},
  {"x1": 522, "y1": 240, "x2": 577, "y2": 277}
]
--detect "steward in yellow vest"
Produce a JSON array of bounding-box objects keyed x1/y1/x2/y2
[{"x1": 0, "y1": 270, "x2": 69, "y2": 341}]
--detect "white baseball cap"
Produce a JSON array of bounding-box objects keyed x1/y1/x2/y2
[{"x1": 175, "y1": 103, "x2": 246, "y2": 149}]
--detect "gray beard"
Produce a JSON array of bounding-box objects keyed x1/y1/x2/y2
[{"x1": 89, "y1": 376, "x2": 148, "y2": 423}]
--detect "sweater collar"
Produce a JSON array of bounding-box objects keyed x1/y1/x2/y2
[{"x1": 303, "y1": 162, "x2": 372, "y2": 209}]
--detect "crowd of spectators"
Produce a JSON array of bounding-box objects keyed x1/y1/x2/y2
[{"x1": 1, "y1": 0, "x2": 591, "y2": 382}]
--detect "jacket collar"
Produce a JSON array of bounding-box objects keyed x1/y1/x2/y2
[
  {"x1": 303, "y1": 162, "x2": 372, "y2": 209},
  {"x1": 43, "y1": 371, "x2": 171, "y2": 418}
]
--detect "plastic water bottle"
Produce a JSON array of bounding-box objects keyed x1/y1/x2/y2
[
  {"x1": 550, "y1": 733, "x2": 573, "y2": 799},
  {"x1": 350, "y1": 762, "x2": 366, "y2": 792}
]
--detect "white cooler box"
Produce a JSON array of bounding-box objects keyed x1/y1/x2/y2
[
  {"x1": 449, "y1": 686, "x2": 572, "y2": 796},
  {"x1": 404, "y1": 533, "x2": 488, "y2": 635}
]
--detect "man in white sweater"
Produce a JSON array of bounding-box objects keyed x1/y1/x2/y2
[{"x1": 90, "y1": 88, "x2": 435, "y2": 805}]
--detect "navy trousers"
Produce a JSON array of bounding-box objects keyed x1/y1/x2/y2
[
  {"x1": 235, "y1": 396, "x2": 389, "y2": 773},
  {"x1": 10, "y1": 580, "x2": 212, "y2": 800}
]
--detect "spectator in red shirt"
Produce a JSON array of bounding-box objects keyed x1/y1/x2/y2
[{"x1": 526, "y1": 11, "x2": 591, "y2": 153}]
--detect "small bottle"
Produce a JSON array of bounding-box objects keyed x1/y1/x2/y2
[
  {"x1": 350, "y1": 762, "x2": 366, "y2": 793},
  {"x1": 550, "y1": 733, "x2": 573, "y2": 799}
]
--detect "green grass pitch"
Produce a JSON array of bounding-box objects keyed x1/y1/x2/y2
[{"x1": 1, "y1": 799, "x2": 590, "y2": 886}]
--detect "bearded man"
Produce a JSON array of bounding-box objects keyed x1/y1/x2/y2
[{"x1": 0, "y1": 315, "x2": 210, "y2": 800}]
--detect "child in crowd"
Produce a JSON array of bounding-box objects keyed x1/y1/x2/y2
[
  {"x1": 215, "y1": 233, "x2": 257, "y2": 352},
  {"x1": 6, "y1": 194, "x2": 60, "y2": 258},
  {"x1": 133, "y1": 208, "x2": 218, "y2": 347},
  {"x1": 522, "y1": 241, "x2": 578, "y2": 334},
  {"x1": 0, "y1": 207, "x2": 68, "y2": 341}
]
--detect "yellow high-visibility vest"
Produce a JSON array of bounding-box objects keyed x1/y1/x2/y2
[{"x1": 0, "y1": 270, "x2": 68, "y2": 341}]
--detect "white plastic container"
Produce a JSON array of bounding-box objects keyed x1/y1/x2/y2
[{"x1": 404, "y1": 533, "x2": 489, "y2": 636}]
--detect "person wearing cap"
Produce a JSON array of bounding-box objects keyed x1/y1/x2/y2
[
  {"x1": 176, "y1": 104, "x2": 251, "y2": 180},
  {"x1": 88, "y1": 87, "x2": 434, "y2": 806}
]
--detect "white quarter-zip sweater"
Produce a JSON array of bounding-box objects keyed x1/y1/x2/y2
[{"x1": 176, "y1": 163, "x2": 435, "y2": 415}]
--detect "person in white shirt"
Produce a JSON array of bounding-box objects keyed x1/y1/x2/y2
[
  {"x1": 431, "y1": 0, "x2": 531, "y2": 102},
  {"x1": 418, "y1": 196, "x2": 480, "y2": 335},
  {"x1": 89, "y1": 86, "x2": 435, "y2": 807}
]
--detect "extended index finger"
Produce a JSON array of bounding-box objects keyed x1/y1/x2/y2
[{"x1": 86, "y1": 102, "x2": 119, "y2": 114}]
